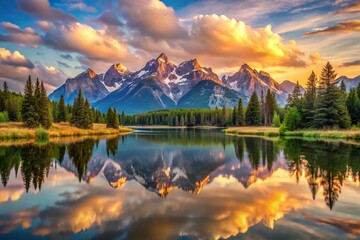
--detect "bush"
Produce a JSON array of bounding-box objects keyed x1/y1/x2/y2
[
  {"x1": 279, "y1": 124, "x2": 287, "y2": 135},
  {"x1": 0, "y1": 111, "x2": 9, "y2": 122},
  {"x1": 283, "y1": 107, "x2": 301, "y2": 131},
  {"x1": 272, "y1": 112, "x2": 281, "y2": 127},
  {"x1": 35, "y1": 127, "x2": 49, "y2": 141}
]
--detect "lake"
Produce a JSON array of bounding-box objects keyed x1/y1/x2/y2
[{"x1": 0, "y1": 129, "x2": 359, "y2": 240}]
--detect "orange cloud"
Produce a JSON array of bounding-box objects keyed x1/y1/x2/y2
[
  {"x1": 43, "y1": 22, "x2": 133, "y2": 62},
  {"x1": 336, "y1": 1, "x2": 360, "y2": 14},
  {"x1": 0, "y1": 48, "x2": 34, "y2": 68},
  {"x1": 185, "y1": 14, "x2": 306, "y2": 68},
  {"x1": 303, "y1": 20, "x2": 360, "y2": 36},
  {"x1": 309, "y1": 52, "x2": 324, "y2": 64}
]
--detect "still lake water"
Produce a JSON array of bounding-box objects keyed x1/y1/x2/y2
[{"x1": 0, "y1": 129, "x2": 359, "y2": 240}]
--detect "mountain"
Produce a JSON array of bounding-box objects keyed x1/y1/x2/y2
[
  {"x1": 222, "y1": 64, "x2": 288, "y2": 106},
  {"x1": 93, "y1": 77, "x2": 176, "y2": 115},
  {"x1": 335, "y1": 75, "x2": 360, "y2": 91},
  {"x1": 280, "y1": 80, "x2": 305, "y2": 94},
  {"x1": 49, "y1": 53, "x2": 314, "y2": 113},
  {"x1": 49, "y1": 68, "x2": 109, "y2": 104},
  {"x1": 101, "y1": 63, "x2": 132, "y2": 92},
  {"x1": 177, "y1": 80, "x2": 248, "y2": 108},
  {"x1": 93, "y1": 53, "x2": 240, "y2": 114}
]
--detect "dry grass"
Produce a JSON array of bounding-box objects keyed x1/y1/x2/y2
[
  {"x1": 0, "y1": 122, "x2": 133, "y2": 141},
  {"x1": 225, "y1": 126, "x2": 360, "y2": 140},
  {"x1": 225, "y1": 127, "x2": 279, "y2": 137}
]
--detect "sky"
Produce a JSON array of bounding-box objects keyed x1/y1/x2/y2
[{"x1": 0, "y1": 0, "x2": 359, "y2": 92}]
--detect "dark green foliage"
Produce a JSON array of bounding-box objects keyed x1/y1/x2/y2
[
  {"x1": 237, "y1": 98, "x2": 244, "y2": 126},
  {"x1": 245, "y1": 92, "x2": 261, "y2": 126},
  {"x1": 283, "y1": 107, "x2": 301, "y2": 131},
  {"x1": 346, "y1": 88, "x2": 360, "y2": 125},
  {"x1": 106, "y1": 107, "x2": 119, "y2": 129},
  {"x1": 38, "y1": 82, "x2": 52, "y2": 129},
  {"x1": 264, "y1": 90, "x2": 277, "y2": 126},
  {"x1": 57, "y1": 95, "x2": 67, "y2": 122},
  {"x1": 22, "y1": 76, "x2": 38, "y2": 128},
  {"x1": 314, "y1": 62, "x2": 350, "y2": 129},
  {"x1": 71, "y1": 90, "x2": 93, "y2": 129},
  {"x1": 232, "y1": 106, "x2": 237, "y2": 126},
  {"x1": 302, "y1": 71, "x2": 317, "y2": 127}
]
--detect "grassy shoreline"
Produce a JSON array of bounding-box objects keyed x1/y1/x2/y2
[
  {"x1": 224, "y1": 126, "x2": 360, "y2": 140},
  {"x1": 0, "y1": 122, "x2": 133, "y2": 141},
  {"x1": 128, "y1": 125, "x2": 225, "y2": 129}
]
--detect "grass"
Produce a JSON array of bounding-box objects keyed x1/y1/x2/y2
[
  {"x1": 35, "y1": 127, "x2": 49, "y2": 141},
  {"x1": 0, "y1": 122, "x2": 133, "y2": 141},
  {"x1": 224, "y1": 126, "x2": 360, "y2": 140}
]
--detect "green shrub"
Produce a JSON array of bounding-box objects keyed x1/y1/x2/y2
[
  {"x1": 0, "y1": 111, "x2": 9, "y2": 122},
  {"x1": 283, "y1": 107, "x2": 301, "y2": 131},
  {"x1": 35, "y1": 127, "x2": 49, "y2": 141},
  {"x1": 272, "y1": 112, "x2": 281, "y2": 127},
  {"x1": 279, "y1": 124, "x2": 287, "y2": 135}
]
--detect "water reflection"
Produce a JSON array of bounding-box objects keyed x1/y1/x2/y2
[{"x1": 0, "y1": 130, "x2": 359, "y2": 239}]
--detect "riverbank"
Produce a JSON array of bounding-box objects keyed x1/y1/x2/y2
[
  {"x1": 129, "y1": 125, "x2": 225, "y2": 129},
  {"x1": 0, "y1": 122, "x2": 133, "y2": 140},
  {"x1": 225, "y1": 127, "x2": 360, "y2": 140}
]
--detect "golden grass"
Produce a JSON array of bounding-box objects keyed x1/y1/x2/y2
[
  {"x1": 0, "y1": 122, "x2": 133, "y2": 141},
  {"x1": 224, "y1": 126, "x2": 360, "y2": 140}
]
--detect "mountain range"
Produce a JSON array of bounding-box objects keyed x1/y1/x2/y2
[{"x1": 49, "y1": 53, "x2": 356, "y2": 114}]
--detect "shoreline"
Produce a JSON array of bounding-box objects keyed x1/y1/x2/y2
[
  {"x1": 0, "y1": 122, "x2": 134, "y2": 141},
  {"x1": 224, "y1": 127, "x2": 360, "y2": 140},
  {"x1": 128, "y1": 125, "x2": 225, "y2": 130}
]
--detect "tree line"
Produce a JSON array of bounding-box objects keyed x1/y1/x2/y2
[
  {"x1": 128, "y1": 62, "x2": 360, "y2": 130},
  {"x1": 0, "y1": 75, "x2": 126, "y2": 130}
]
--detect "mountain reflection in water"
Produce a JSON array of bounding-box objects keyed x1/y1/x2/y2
[{"x1": 0, "y1": 129, "x2": 359, "y2": 240}]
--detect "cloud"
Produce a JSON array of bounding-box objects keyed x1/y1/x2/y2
[
  {"x1": 303, "y1": 20, "x2": 360, "y2": 36},
  {"x1": 42, "y1": 22, "x2": 133, "y2": 62},
  {"x1": 36, "y1": 21, "x2": 54, "y2": 32},
  {"x1": 309, "y1": 52, "x2": 323, "y2": 64},
  {"x1": 94, "y1": 10, "x2": 123, "y2": 27},
  {"x1": 60, "y1": 54, "x2": 73, "y2": 61},
  {"x1": 68, "y1": 2, "x2": 97, "y2": 12},
  {"x1": 184, "y1": 14, "x2": 306, "y2": 68},
  {"x1": 303, "y1": 211, "x2": 360, "y2": 235},
  {"x1": 119, "y1": 0, "x2": 187, "y2": 39},
  {"x1": 340, "y1": 60, "x2": 360, "y2": 67},
  {"x1": 336, "y1": 1, "x2": 360, "y2": 14},
  {"x1": 0, "y1": 48, "x2": 68, "y2": 92},
  {"x1": 0, "y1": 206, "x2": 39, "y2": 234},
  {"x1": 0, "y1": 22, "x2": 41, "y2": 47},
  {"x1": 57, "y1": 60, "x2": 71, "y2": 68},
  {"x1": 0, "y1": 48, "x2": 35, "y2": 68},
  {"x1": 17, "y1": 0, "x2": 76, "y2": 22}
]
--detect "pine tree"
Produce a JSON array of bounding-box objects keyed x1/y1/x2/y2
[
  {"x1": 314, "y1": 62, "x2": 350, "y2": 129},
  {"x1": 346, "y1": 89, "x2": 360, "y2": 125},
  {"x1": 357, "y1": 83, "x2": 360, "y2": 99},
  {"x1": 22, "y1": 76, "x2": 38, "y2": 128},
  {"x1": 38, "y1": 81, "x2": 52, "y2": 129},
  {"x1": 264, "y1": 90, "x2": 277, "y2": 126},
  {"x1": 232, "y1": 106, "x2": 237, "y2": 126},
  {"x1": 245, "y1": 92, "x2": 261, "y2": 126},
  {"x1": 221, "y1": 105, "x2": 227, "y2": 126},
  {"x1": 121, "y1": 110, "x2": 125, "y2": 126},
  {"x1": 287, "y1": 81, "x2": 302, "y2": 110},
  {"x1": 33, "y1": 78, "x2": 41, "y2": 124},
  {"x1": 303, "y1": 71, "x2": 318, "y2": 127},
  {"x1": 237, "y1": 98, "x2": 244, "y2": 126},
  {"x1": 83, "y1": 99, "x2": 93, "y2": 129},
  {"x1": 260, "y1": 90, "x2": 265, "y2": 125},
  {"x1": 57, "y1": 95, "x2": 66, "y2": 122},
  {"x1": 106, "y1": 108, "x2": 113, "y2": 128}
]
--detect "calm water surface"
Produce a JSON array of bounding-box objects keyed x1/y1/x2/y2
[{"x1": 0, "y1": 129, "x2": 359, "y2": 240}]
